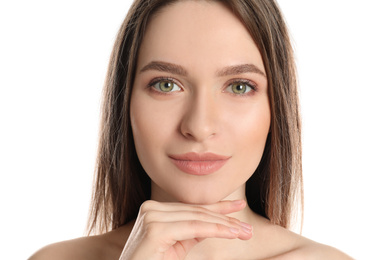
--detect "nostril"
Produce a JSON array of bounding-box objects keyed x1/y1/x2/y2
[
  {"x1": 179, "y1": 96, "x2": 219, "y2": 142},
  {"x1": 180, "y1": 123, "x2": 217, "y2": 142}
]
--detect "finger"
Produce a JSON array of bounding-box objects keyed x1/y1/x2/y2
[
  {"x1": 148, "y1": 220, "x2": 246, "y2": 244},
  {"x1": 170, "y1": 220, "x2": 252, "y2": 241},
  {"x1": 199, "y1": 200, "x2": 247, "y2": 215},
  {"x1": 142, "y1": 210, "x2": 250, "y2": 236},
  {"x1": 143, "y1": 209, "x2": 236, "y2": 224},
  {"x1": 138, "y1": 200, "x2": 252, "y2": 234},
  {"x1": 140, "y1": 200, "x2": 246, "y2": 216}
]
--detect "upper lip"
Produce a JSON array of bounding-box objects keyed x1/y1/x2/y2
[{"x1": 169, "y1": 152, "x2": 231, "y2": 161}]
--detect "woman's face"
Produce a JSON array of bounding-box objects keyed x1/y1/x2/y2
[{"x1": 130, "y1": 1, "x2": 270, "y2": 204}]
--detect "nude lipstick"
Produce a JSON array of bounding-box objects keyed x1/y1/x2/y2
[{"x1": 169, "y1": 152, "x2": 231, "y2": 176}]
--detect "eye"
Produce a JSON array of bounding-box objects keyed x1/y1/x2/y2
[
  {"x1": 225, "y1": 81, "x2": 255, "y2": 95},
  {"x1": 151, "y1": 79, "x2": 181, "y2": 93}
]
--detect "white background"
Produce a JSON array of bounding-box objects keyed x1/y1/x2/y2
[{"x1": 0, "y1": 1, "x2": 389, "y2": 259}]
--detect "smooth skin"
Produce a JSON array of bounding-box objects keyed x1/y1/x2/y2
[{"x1": 29, "y1": 1, "x2": 353, "y2": 259}]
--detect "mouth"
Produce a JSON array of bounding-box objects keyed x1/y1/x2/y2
[{"x1": 169, "y1": 152, "x2": 231, "y2": 176}]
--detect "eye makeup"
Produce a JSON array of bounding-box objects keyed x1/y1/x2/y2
[{"x1": 145, "y1": 76, "x2": 260, "y2": 97}]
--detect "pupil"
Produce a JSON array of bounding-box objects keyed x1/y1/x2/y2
[
  {"x1": 161, "y1": 82, "x2": 172, "y2": 91},
  {"x1": 235, "y1": 84, "x2": 245, "y2": 92}
]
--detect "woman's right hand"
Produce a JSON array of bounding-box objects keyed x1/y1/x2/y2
[{"x1": 119, "y1": 200, "x2": 253, "y2": 260}]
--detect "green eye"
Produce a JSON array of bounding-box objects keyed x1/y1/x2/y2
[
  {"x1": 152, "y1": 80, "x2": 181, "y2": 92},
  {"x1": 227, "y1": 82, "x2": 253, "y2": 94}
]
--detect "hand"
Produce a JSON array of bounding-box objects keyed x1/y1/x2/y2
[{"x1": 119, "y1": 200, "x2": 252, "y2": 260}]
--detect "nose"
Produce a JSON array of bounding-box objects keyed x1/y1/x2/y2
[{"x1": 180, "y1": 90, "x2": 219, "y2": 142}]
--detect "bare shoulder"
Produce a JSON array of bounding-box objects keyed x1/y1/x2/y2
[
  {"x1": 253, "y1": 218, "x2": 353, "y2": 260},
  {"x1": 28, "y1": 224, "x2": 132, "y2": 260},
  {"x1": 291, "y1": 241, "x2": 355, "y2": 260},
  {"x1": 276, "y1": 232, "x2": 354, "y2": 260},
  {"x1": 28, "y1": 235, "x2": 106, "y2": 260}
]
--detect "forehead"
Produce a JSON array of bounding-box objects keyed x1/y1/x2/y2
[{"x1": 137, "y1": 0, "x2": 264, "y2": 73}]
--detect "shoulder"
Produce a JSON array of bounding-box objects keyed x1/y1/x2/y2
[
  {"x1": 28, "y1": 236, "x2": 106, "y2": 260},
  {"x1": 286, "y1": 240, "x2": 354, "y2": 260},
  {"x1": 275, "y1": 231, "x2": 354, "y2": 259},
  {"x1": 252, "y1": 218, "x2": 353, "y2": 259},
  {"x1": 28, "y1": 224, "x2": 132, "y2": 260}
]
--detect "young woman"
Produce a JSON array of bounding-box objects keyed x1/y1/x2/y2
[{"x1": 30, "y1": 0, "x2": 352, "y2": 259}]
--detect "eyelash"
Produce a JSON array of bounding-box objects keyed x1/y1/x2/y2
[
  {"x1": 147, "y1": 77, "x2": 258, "y2": 96},
  {"x1": 147, "y1": 77, "x2": 181, "y2": 94},
  {"x1": 224, "y1": 79, "x2": 258, "y2": 96}
]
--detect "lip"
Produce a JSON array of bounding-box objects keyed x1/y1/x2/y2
[{"x1": 169, "y1": 152, "x2": 231, "y2": 176}]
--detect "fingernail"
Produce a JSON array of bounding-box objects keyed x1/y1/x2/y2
[
  {"x1": 229, "y1": 227, "x2": 239, "y2": 234},
  {"x1": 242, "y1": 227, "x2": 252, "y2": 234},
  {"x1": 240, "y1": 222, "x2": 252, "y2": 230},
  {"x1": 233, "y1": 200, "x2": 245, "y2": 206}
]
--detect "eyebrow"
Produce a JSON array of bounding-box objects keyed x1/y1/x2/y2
[
  {"x1": 139, "y1": 61, "x2": 266, "y2": 78},
  {"x1": 140, "y1": 61, "x2": 187, "y2": 76},
  {"x1": 216, "y1": 64, "x2": 266, "y2": 78}
]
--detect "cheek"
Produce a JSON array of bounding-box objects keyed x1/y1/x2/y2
[
  {"x1": 130, "y1": 93, "x2": 179, "y2": 170},
  {"x1": 225, "y1": 96, "x2": 270, "y2": 140},
  {"x1": 130, "y1": 95, "x2": 156, "y2": 167},
  {"x1": 240, "y1": 109, "x2": 270, "y2": 150},
  {"x1": 225, "y1": 99, "x2": 271, "y2": 175}
]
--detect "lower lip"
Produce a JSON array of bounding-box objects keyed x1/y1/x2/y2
[{"x1": 170, "y1": 158, "x2": 229, "y2": 176}]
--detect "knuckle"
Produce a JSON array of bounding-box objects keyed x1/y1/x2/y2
[
  {"x1": 142, "y1": 211, "x2": 156, "y2": 224},
  {"x1": 215, "y1": 223, "x2": 227, "y2": 233},
  {"x1": 227, "y1": 216, "x2": 239, "y2": 224},
  {"x1": 139, "y1": 200, "x2": 158, "y2": 213},
  {"x1": 187, "y1": 220, "x2": 202, "y2": 236}
]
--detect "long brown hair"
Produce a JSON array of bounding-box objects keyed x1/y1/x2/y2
[{"x1": 87, "y1": 0, "x2": 302, "y2": 235}]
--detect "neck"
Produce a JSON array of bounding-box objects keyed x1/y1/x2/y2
[{"x1": 150, "y1": 184, "x2": 262, "y2": 259}]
